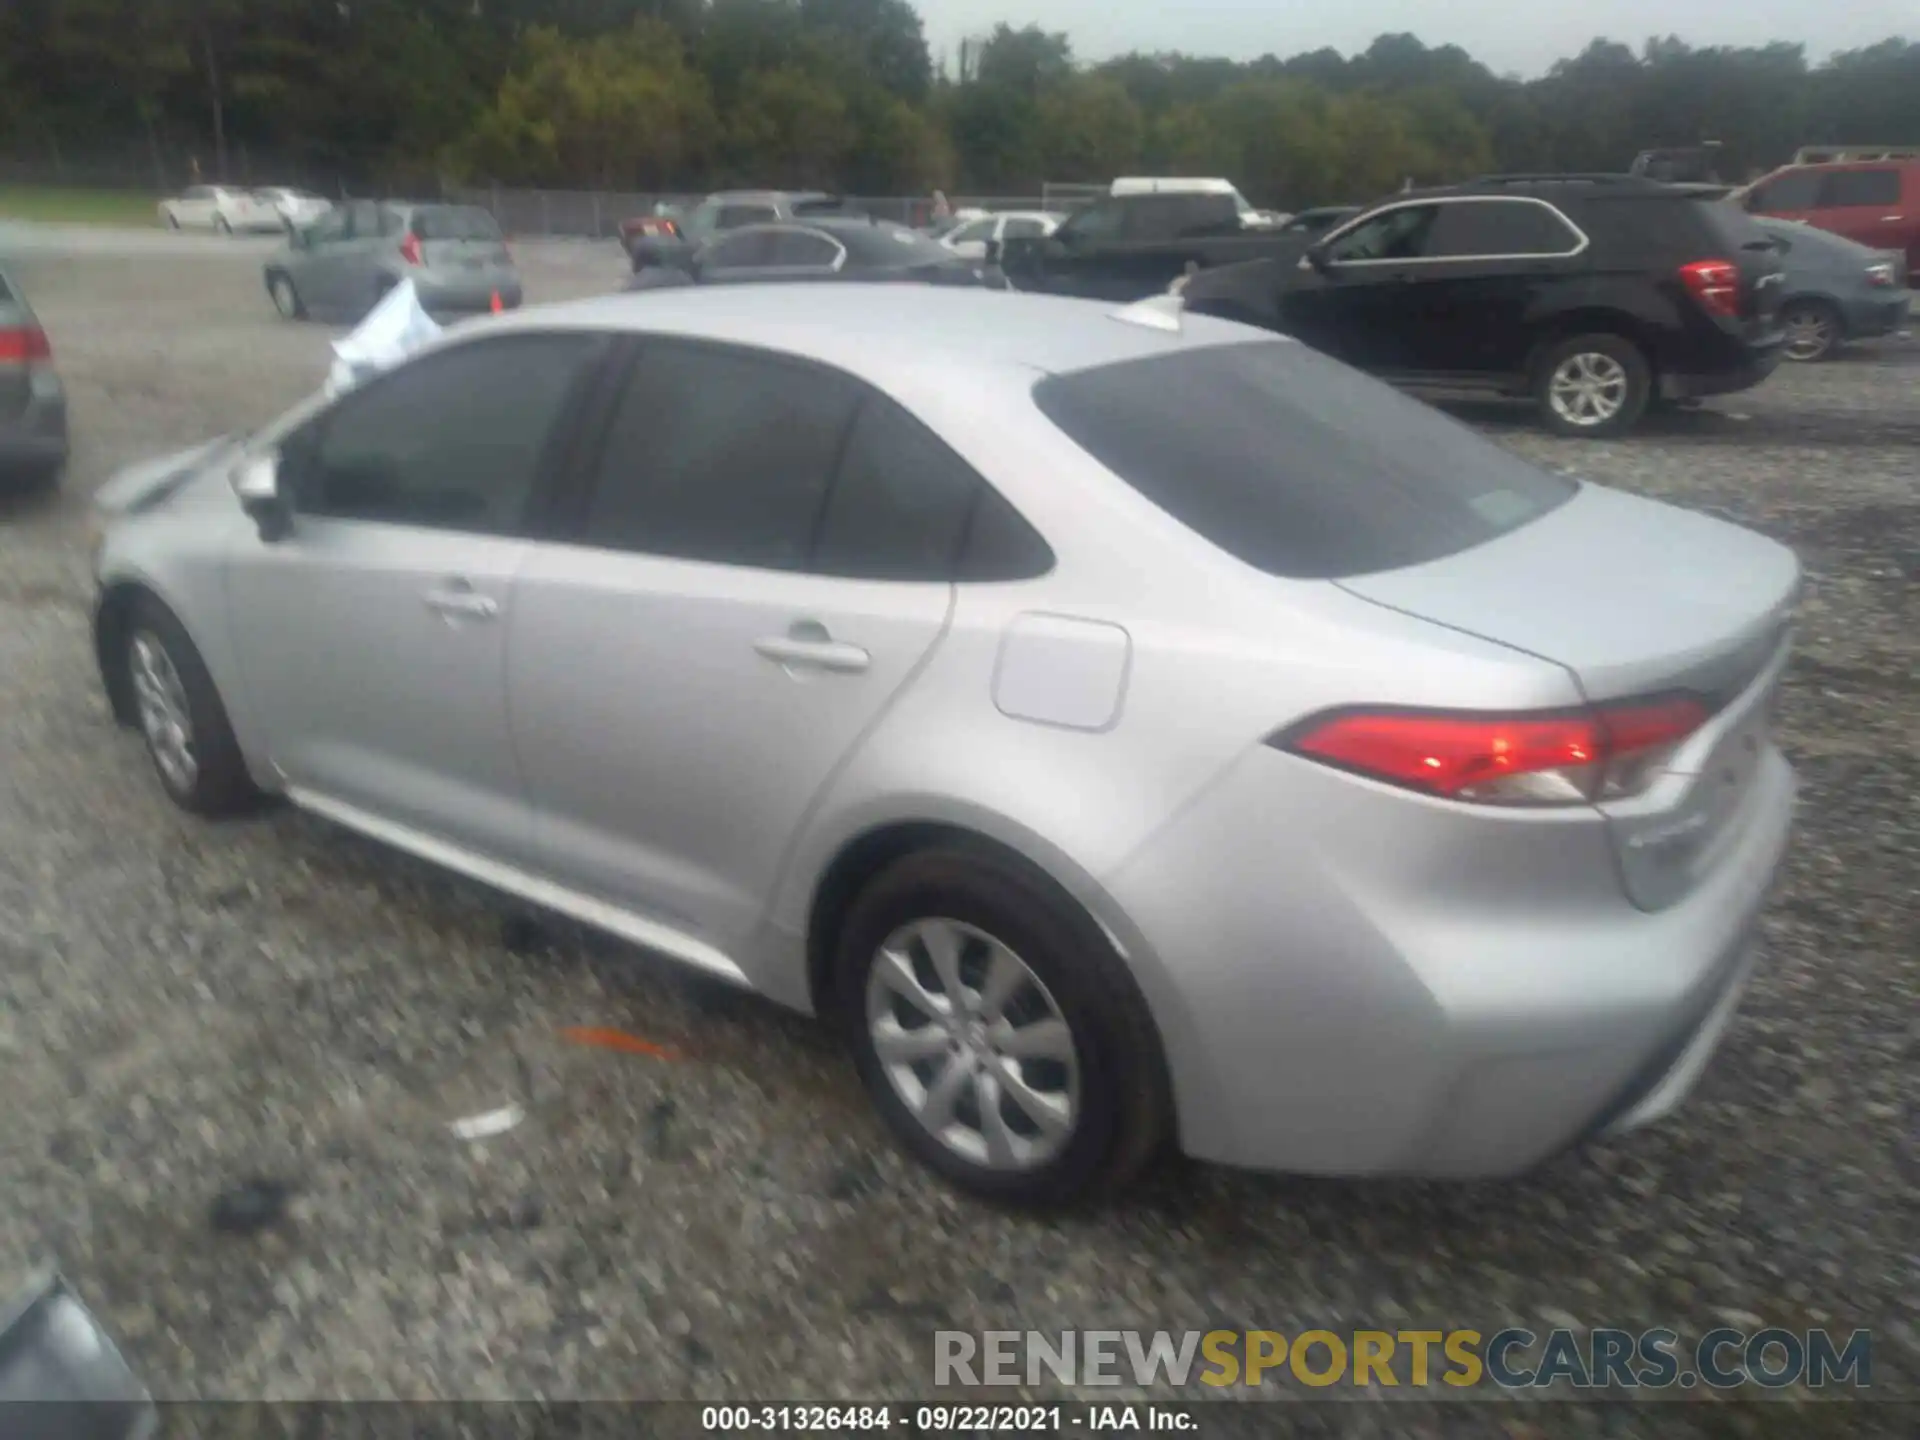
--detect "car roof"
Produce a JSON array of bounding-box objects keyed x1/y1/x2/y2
[
  {"x1": 707, "y1": 190, "x2": 835, "y2": 205},
  {"x1": 486, "y1": 287, "x2": 1263, "y2": 390}
]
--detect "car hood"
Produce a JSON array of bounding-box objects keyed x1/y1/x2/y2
[{"x1": 91, "y1": 434, "x2": 239, "y2": 518}]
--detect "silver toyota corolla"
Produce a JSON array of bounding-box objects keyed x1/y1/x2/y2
[{"x1": 88, "y1": 287, "x2": 1798, "y2": 1205}]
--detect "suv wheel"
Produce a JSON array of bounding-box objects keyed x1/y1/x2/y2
[
  {"x1": 1535, "y1": 333, "x2": 1651, "y2": 438},
  {"x1": 122, "y1": 595, "x2": 259, "y2": 815},
  {"x1": 1780, "y1": 300, "x2": 1839, "y2": 362},
  {"x1": 835, "y1": 847, "x2": 1169, "y2": 1207}
]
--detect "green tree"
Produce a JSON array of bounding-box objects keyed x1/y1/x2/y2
[
  {"x1": 1036, "y1": 75, "x2": 1143, "y2": 183},
  {"x1": 724, "y1": 64, "x2": 855, "y2": 187}
]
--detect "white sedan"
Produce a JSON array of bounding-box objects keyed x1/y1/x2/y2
[
  {"x1": 254, "y1": 187, "x2": 333, "y2": 231},
  {"x1": 157, "y1": 186, "x2": 284, "y2": 235},
  {"x1": 939, "y1": 211, "x2": 1064, "y2": 260}
]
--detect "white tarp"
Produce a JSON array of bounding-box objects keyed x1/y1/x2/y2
[{"x1": 325, "y1": 279, "x2": 443, "y2": 397}]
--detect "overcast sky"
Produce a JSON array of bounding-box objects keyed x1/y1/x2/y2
[{"x1": 917, "y1": 0, "x2": 1919, "y2": 79}]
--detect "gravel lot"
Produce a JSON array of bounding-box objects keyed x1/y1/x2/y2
[{"x1": 0, "y1": 228, "x2": 1913, "y2": 1429}]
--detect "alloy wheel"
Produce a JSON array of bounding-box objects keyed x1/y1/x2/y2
[
  {"x1": 1782, "y1": 308, "x2": 1835, "y2": 361},
  {"x1": 865, "y1": 918, "x2": 1081, "y2": 1172},
  {"x1": 270, "y1": 276, "x2": 298, "y2": 318},
  {"x1": 129, "y1": 630, "x2": 197, "y2": 794},
  {"x1": 1547, "y1": 351, "x2": 1630, "y2": 428}
]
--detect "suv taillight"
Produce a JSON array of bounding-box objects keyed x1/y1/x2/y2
[
  {"x1": 1277, "y1": 697, "x2": 1708, "y2": 807},
  {"x1": 400, "y1": 232, "x2": 423, "y2": 265},
  {"x1": 0, "y1": 325, "x2": 51, "y2": 363},
  {"x1": 1866, "y1": 260, "x2": 1897, "y2": 288},
  {"x1": 1678, "y1": 258, "x2": 1741, "y2": 319}
]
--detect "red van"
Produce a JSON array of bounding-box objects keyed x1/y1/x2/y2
[{"x1": 1742, "y1": 161, "x2": 1920, "y2": 275}]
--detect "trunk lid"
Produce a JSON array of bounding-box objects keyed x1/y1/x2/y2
[
  {"x1": 411, "y1": 206, "x2": 512, "y2": 274},
  {"x1": 1338, "y1": 482, "x2": 1799, "y2": 910}
]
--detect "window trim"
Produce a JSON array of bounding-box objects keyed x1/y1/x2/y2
[
  {"x1": 1316, "y1": 195, "x2": 1591, "y2": 266},
  {"x1": 1815, "y1": 167, "x2": 1904, "y2": 210},
  {"x1": 281, "y1": 329, "x2": 612, "y2": 538}
]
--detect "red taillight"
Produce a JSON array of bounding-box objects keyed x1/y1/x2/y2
[
  {"x1": 0, "y1": 325, "x2": 51, "y2": 363},
  {"x1": 1678, "y1": 258, "x2": 1741, "y2": 319},
  {"x1": 400, "y1": 232, "x2": 423, "y2": 265},
  {"x1": 1280, "y1": 696, "x2": 1708, "y2": 806}
]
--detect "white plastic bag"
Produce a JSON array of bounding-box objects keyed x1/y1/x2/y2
[{"x1": 325, "y1": 279, "x2": 443, "y2": 397}]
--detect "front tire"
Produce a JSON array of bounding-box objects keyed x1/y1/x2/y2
[
  {"x1": 122, "y1": 595, "x2": 259, "y2": 816},
  {"x1": 834, "y1": 847, "x2": 1170, "y2": 1208},
  {"x1": 1780, "y1": 299, "x2": 1840, "y2": 362},
  {"x1": 1534, "y1": 332, "x2": 1651, "y2": 438},
  {"x1": 214, "y1": 214, "x2": 233, "y2": 236},
  {"x1": 266, "y1": 270, "x2": 305, "y2": 320}
]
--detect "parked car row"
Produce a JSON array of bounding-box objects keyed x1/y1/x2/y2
[
  {"x1": 626, "y1": 212, "x2": 999, "y2": 292},
  {"x1": 994, "y1": 172, "x2": 1907, "y2": 436},
  {"x1": 160, "y1": 185, "x2": 332, "y2": 235}
]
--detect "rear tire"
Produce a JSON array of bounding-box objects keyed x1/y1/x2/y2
[
  {"x1": 1780, "y1": 299, "x2": 1840, "y2": 362},
  {"x1": 164, "y1": 210, "x2": 180, "y2": 230},
  {"x1": 1533, "y1": 332, "x2": 1651, "y2": 438},
  {"x1": 214, "y1": 214, "x2": 233, "y2": 237},
  {"x1": 833, "y1": 846, "x2": 1170, "y2": 1208},
  {"x1": 121, "y1": 594, "x2": 259, "y2": 816}
]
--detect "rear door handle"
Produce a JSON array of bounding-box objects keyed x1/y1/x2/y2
[
  {"x1": 1881, "y1": 215, "x2": 1904, "y2": 222},
  {"x1": 422, "y1": 582, "x2": 498, "y2": 621},
  {"x1": 754, "y1": 621, "x2": 870, "y2": 675}
]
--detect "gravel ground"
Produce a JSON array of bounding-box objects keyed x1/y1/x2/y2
[{"x1": 0, "y1": 230, "x2": 1913, "y2": 1432}]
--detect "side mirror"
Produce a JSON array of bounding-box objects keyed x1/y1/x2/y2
[
  {"x1": 1305, "y1": 242, "x2": 1335, "y2": 276},
  {"x1": 232, "y1": 451, "x2": 291, "y2": 543},
  {"x1": 983, "y1": 238, "x2": 1001, "y2": 264}
]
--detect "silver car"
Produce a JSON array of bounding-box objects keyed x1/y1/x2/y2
[
  {"x1": 88, "y1": 287, "x2": 1798, "y2": 1205},
  {"x1": 264, "y1": 200, "x2": 521, "y2": 323}
]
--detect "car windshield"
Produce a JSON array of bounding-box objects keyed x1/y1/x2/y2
[
  {"x1": 1033, "y1": 340, "x2": 1576, "y2": 579},
  {"x1": 412, "y1": 206, "x2": 501, "y2": 241}
]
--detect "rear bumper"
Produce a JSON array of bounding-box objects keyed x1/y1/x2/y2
[
  {"x1": 414, "y1": 273, "x2": 523, "y2": 314},
  {"x1": 1103, "y1": 740, "x2": 1795, "y2": 1178},
  {"x1": 1840, "y1": 293, "x2": 1911, "y2": 340},
  {"x1": 0, "y1": 372, "x2": 69, "y2": 476},
  {"x1": 1661, "y1": 337, "x2": 1784, "y2": 399}
]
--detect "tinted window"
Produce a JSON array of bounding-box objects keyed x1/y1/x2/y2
[
  {"x1": 1751, "y1": 170, "x2": 1822, "y2": 211},
  {"x1": 1326, "y1": 205, "x2": 1440, "y2": 261},
  {"x1": 842, "y1": 223, "x2": 957, "y2": 268},
  {"x1": 1003, "y1": 217, "x2": 1047, "y2": 239},
  {"x1": 413, "y1": 206, "x2": 501, "y2": 241},
  {"x1": 1125, "y1": 194, "x2": 1237, "y2": 241},
  {"x1": 1426, "y1": 200, "x2": 1583, "y2": 258},
  {"x1": 705, "y1": 229, "x2": 781, "y2": 269},
  {"x1": 769, "y1": 229, "x2": 843, "y2": 267},
  {"x1": 341, "y1": 201, "x2": 381, "y2": 239},
  {"x1": 1060, "y1": 202, "x2": 1126, "y2": 241},
  {"x1": 814, "y1": 398, "x2": 981, "y2": 580},
  {"x1": 959, "y1": 485, "x2": 1054, "y2": 581},
  {"x1": 1819, "y1": 169, "x2": 1901, "y2": 208},
  {"x1": 291, "y1": 334, "x2": 604, "y2": 533},
  {"x1": 582, "y1": 342, "x2": 861, "y2": 568},
  {"x1": 717, "y1": 203, "x2": 778, "y2": 229},
  {"x1": 1032, "y1": 341, "x2": 1576, "y2": 580}
]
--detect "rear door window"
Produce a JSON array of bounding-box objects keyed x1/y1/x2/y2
[
  {"x1": 704, "y1": 229, "x2": 782, "y2": 270},
  {"x1": 813, "y1": 397, "x2": 985, "y2": 580},
  {"x1": 1003, "y1": 217, "x2": 1047, "y2": 240},
  {"x1": 579, "y1": 341, "x2": 861, "y2": 569},
  {"x1": 1818, "y1": 169, "x2": 1902, "y2": 208},
  {"x1": 1750, "y1": 170, "x2": 1822, "y2": 211},
  {"x1": 1426, "y1": 200, "x2": 1584, "y2": 258},
  {"x1": 768, "y1": 229, "x2": 844, "y2": 269},
  {"x1": 1032, "y1": 341, "x2": 1575, "y2": 579},
  {"x1": 717, "y1": 203, "x2": 779, "y2": 229}
]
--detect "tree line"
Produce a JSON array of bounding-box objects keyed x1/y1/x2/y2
[{"x1": 2, "y1": 1, "x2": 1917, "y2": 206}]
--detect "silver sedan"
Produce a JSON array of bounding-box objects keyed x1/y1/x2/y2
[{"x1": 88, "y1": 286, "x2": 1798, "y2": 1205}]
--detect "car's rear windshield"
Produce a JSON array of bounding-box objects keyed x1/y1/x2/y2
[
  {"x1": 412, "y1": 206, "x2": 502, "y2": 241},
  {"x1": 1032, "y1": 341, "x2": 1577, "y2": 580}
]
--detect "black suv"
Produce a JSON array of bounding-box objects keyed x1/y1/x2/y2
[{"x1": 1179, "y1": 176, "x2": 1789, "y2": 437}]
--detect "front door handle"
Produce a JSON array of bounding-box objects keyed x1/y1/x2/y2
[
  {"x1": 422, "y1": 583, "x2": 498, "y2": 621},
  {"x1": 1881, "y1": 214, "x2": 1904, "y2": 222},
  {"x1": 754, "y1": 621, "x2": 870, "y2": 675}
]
